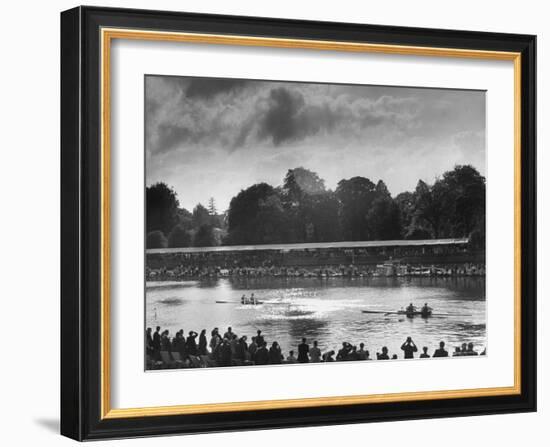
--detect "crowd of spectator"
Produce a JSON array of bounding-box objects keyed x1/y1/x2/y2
[
  {"x1": 146, "y1": 243, "x2": 485, "y2": 281},
  {"x1": 146, "y1": 262, "x2": 486, "y2": 281},
  {"x1": 145, "y1": 326, "x2": 485, "y2": 370}
]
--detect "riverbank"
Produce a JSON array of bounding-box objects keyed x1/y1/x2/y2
[{"x1": 147, "y1": 263, "x2": 486, "y2": 281}]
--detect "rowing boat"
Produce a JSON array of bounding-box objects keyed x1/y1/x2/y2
[
  {"x1": 361, "y1": 309, "x2": 471, "y2": 317},
  {"x1": 215, "y1": 300, "x2": 264, "y2": 305},
  {"x1": 398, "y1": 310, "x2": 432, "y2": 318},
  {"x1": 361, "y1": 309, "x2": 431, "y2": 317}
]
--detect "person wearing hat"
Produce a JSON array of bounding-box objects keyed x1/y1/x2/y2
[{"x1": 186, "y1": 330, "x2": 198, "y2": 356}]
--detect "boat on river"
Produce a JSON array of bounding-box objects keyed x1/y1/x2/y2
[
  {"x1": 361, "y1": 309, "x2": 432, "y2": 318},
  {"x1": 361, "y1": 308, "x2": 472, "y2": 318},
  {"x1": 215, "y1": 300, "x2": 264, "y2": 305},
  {"x1": 397, "y1": 309, "x2": 432, "y2": 318}
]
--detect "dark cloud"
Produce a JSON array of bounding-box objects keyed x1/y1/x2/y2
[
  {"x1": 145, "y1": 77, "x2": 485, "y2": 210},
  {"x1": 145, "y1": 78, "x2": 434, "y2": 155},
  {"x1": 186, "y1": 78, "x2": 247, "y2": 99},
  {"x1": 258, "y1": 87, "x2": 306, "y2": 145},
  {"x1": 256, "y1": 87, "x2": 390, "y2": 146}
]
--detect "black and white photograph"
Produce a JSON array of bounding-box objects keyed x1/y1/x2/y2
[
  {"x1": 144, "y1": 75, "x2": 487, "y2": 370},
  {"x1": 52, "y1": 3, "x2": 538, "y2": 442}
]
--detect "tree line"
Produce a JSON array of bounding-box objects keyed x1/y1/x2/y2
[
  {"x1": 146, "y1": 183, "x2": 222, "y2": 249},
  {"x1": 146, "y1": 165, "x2": 485, "y2": 249}
]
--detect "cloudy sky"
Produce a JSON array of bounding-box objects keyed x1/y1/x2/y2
[{"x1": 145, "y1": 75, "x2": 485, "y2": 212}]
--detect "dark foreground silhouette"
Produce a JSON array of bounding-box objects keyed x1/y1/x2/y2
[{"x1": 146, "y1": 326, "x2": 485, "y2": 370}]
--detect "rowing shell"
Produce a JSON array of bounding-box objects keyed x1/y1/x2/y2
[
  {"x1": 361, "y1": 310, "x2": 431, "y2": 318},
  {"x1": 361, "y1": 310, "x2": 472, "y2": 317},
  {"x1": 215, "y1": 300, "x2": 264, "y2": 305}
]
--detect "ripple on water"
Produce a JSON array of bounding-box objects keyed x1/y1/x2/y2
[
  {"x1": 158, "y1": 297, "x2": 185, "y2": 305},
  {"x1": 146, "y1": 276, "x2": 486, "y2": 358}
]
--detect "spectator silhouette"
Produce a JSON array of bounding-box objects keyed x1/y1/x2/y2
[
  {"x1": 286, "y1": 350, "x2": 297, "y2": 363},
  {"x1": 433, "y1": 341, "x2": 449, "y2": 357},
  {"x1": 420, "y1": 346, "x2": 430, "y2": 358},
  {"x1": 401, "y1": 337, "x2": 418, "y2": 359},
  {"x1": 152, "y1": 326, "x2": 161, "y2": 360},
  {"x1": 309, "y1": 340, "x2": 321, "y2": 362},
  {"x1": 377, "y1": 346, "x2": 390, "y2": 360},
  {"x1": 255, "y1": 330, "x2": 265, "y2": 346},
  {"x1": 298, "y1": 338, "x2": 310, "y2": 363},
  {"x1": 146, "y1": 328, "x2": 154, "y2": 356},
  {"x1": 255, "y1": 342, "x2": 269, "y2": 365},
  {"x1": 218, "y1": 338, "x2": 232, "y2": 366},
  {"x1": 269, "y1": 341, "x2": 283, "y2": 364},
  {"x1": 186, "y1": 331, "x2": 198, "y2": 356},
  {"x1": 198, "y1": 329, "x2": 208, "y2": 355}
]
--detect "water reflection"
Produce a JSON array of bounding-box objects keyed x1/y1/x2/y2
[{"x1": 146, "y1": 276, "x2": 486, "y2": 359}]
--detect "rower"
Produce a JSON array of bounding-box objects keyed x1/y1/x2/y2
[
  {"x1": 251, "y1": 293, "x2": 256, "y2": 305},
  {"x1": 421, "y1": 302, "x2": 432, "y2": 316},
  {"x1": 241, "y1": 294, "x2": 247, "y2": 304},
  {"x1": 406, "y1": 302, "x2": 416, "y2": 314}
]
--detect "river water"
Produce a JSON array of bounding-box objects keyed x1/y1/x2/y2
[{"x1": 146, "y1": 276, "x2": 486, "y2": 359}]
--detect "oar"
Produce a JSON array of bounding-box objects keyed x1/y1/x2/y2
[{"x1": 361, "y1": 310, "x2": 397, "y2": 315}]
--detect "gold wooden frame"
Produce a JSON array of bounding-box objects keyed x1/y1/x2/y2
[{"x1": 100, "y1": 27, "x2": 522, "y2": 420}]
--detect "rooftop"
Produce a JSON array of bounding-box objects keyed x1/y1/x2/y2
[{"x1": 147, "y1": 238, "x2": 469, "y2": 255}]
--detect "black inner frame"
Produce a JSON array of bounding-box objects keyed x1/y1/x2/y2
[{"x1": 60, "y1": 6, "x2": 536, "y2": 441}]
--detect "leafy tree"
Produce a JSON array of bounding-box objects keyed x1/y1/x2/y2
[
  {"x1": 176, "y1": 207, "x2": 193, "y2": 231},
  {"x1": 208, "y1": 197, "x2": 217, "y2": 215},
  {"x1": 146, "y1": 230, "x2": 168, "y2": 249},
  {"x1": 411, "y1": 179, "x2": 447, "y2": 238},
  {"x1": 366, "y1": 196, "x2": 402, "y2": 240},
  {"x1": 281, "y1": 167, "x2": 341, "y2": 242},
  {"x1": 375, "y1": 180, "x2": 391, "y2": 200},
  {"x1": 193, "y1": 224, "x2": 216, "y2": 247},
  {"x1": 283, "y1": 167, "x2": 326, "y2": 202},
  {"x1": 167, "y1": 224, "x2": 192, "y2": 248},
  {"x1": 307, "y1": 192, "x2": 342, "y2": 242},
  {"x1": 205, "y1": 197, "x2": 225, "y2": 228},
  {"x1": 254, "y1": 194, "x2": 291, "y2": 244},
  {"x1": 438, "y1": 165, "x2": 485, "y2": 237},
  {"x1": 336, "y1": 176, "x2": 377, "y2": 240},
  {"x1": 394, "y1": 191, "x2": 416, "y2": 238},
  {"x1": 150, "y1": 164, "x2": 485, "y2": 247},
  {"x1": 146, "y1": 183, "x2": 179, "y2": 235},
  {"x1": 409, "y1": 165, "x2": 485, "y2": 239},
  {"x1": 226, "y1": 183, "x2": 288, "y2": 244},
  {"x1": 192, "y1": 203, "x2": 211, "y2": 228}
]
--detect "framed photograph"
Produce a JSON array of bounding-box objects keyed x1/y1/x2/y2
[{"x1": 60, "y1": 6, "x2": 536, "y2": 441}]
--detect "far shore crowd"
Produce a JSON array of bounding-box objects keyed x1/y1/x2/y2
[
  {"x1": 146, "y1": 326, "x2": 486, "y2": 370},
  {"x1": 146, "y1": 263, "x2": 486, "y2": 282}
]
